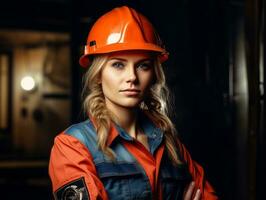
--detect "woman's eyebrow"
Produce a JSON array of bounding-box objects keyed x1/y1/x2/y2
[
  {"x1": 108, "y1": 57, "x2": 127, "y2": 61},
  {"x1": 137, "y1": 58, "x2": 152, "y2": 62},
  {"x1": 108, "y1": 57, "x2": 152, "y2": 63}
]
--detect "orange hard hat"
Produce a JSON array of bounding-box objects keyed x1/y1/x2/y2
[{"x1": 79, "y1": 6, "x2": 169, "y2": 67}]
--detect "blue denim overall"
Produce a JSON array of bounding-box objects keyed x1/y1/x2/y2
[{"x1": 65, "y1": 116, "x2": 191, "y2": 200}]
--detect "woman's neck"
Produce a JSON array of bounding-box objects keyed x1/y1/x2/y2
[{"x1": 106, "y1": 101, "x2": 140, "y2": 138}]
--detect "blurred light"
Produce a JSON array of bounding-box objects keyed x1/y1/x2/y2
[{"x1": 20, "y1": 76, "x2": 36, "y2": 91}]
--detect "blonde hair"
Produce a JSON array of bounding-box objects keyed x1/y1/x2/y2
[{"x1": 82, "y1": 55, "x2": 181, "y2": 165}]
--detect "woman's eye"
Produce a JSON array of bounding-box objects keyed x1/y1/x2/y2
[
  {"x1": 137, "y1": 62, "x2": 152, "y2": 70},
  {"x1": 112, "y1": 62, "x2": 124, "y2": 69}
]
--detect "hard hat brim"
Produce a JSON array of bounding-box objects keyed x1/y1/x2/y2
[{"x1": 79, "y1": 43, "x2": 168, "y2": 67}]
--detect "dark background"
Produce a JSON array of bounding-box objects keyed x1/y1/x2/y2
[{"x1": 0, "y1": 0, "x2": 265, "y2": 199}]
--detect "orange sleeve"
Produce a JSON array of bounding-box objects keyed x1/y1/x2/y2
[
  {"x1": 49, "y1": 133, "x2": 108, "y2": 200},
  {"x1": 177, "y1": 139, "x2": 219, "y2": 200}
]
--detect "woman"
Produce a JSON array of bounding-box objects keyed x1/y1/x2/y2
[{"x1": 49, "y1": 6, "x2": 218, "y2": 200}]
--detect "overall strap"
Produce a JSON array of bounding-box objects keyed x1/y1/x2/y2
[{"x1": 64, "y1": 120, "x2": 99, "y2": 158}]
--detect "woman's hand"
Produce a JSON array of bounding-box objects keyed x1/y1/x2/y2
[{"x1": 183, "y1": 182, "x2": 201, "y2": 200}]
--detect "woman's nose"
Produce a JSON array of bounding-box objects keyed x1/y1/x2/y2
[{"x1": 126, "y1": 66, "x2": 137, "y2": 83}]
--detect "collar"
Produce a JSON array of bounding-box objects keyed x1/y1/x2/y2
[
  {"x1": 107, "y1": 113, "x2": 164, "y2": 150},
  {"x1": 106, "y1": 123, "x2": 132, "y2": 146}
]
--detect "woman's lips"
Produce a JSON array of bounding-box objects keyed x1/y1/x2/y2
[{"x1": 120, "y1": 89, "x2": 141, "y2": 96}]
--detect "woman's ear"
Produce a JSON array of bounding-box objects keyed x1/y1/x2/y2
[
  {"x1": 151, "y1": 76, "x2": 157, "y2": 85},
  {"x1": 97, "y1": 77, "x2": 102, "y2": 84},
  {"x1": 97, "y1": 73, "x2": 102, "y2": 84}
]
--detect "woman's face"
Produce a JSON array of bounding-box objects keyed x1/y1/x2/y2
[{"x1": 100, "y1": 51, "x2": 154, "y2": 110}]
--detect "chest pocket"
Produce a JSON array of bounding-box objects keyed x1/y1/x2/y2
[
  {"x1": 95, "y1": 162, "x2": 152, "y2": 200},
  {"x1": 160, "y1": 163, "x2": 191, "y2": 200}
]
